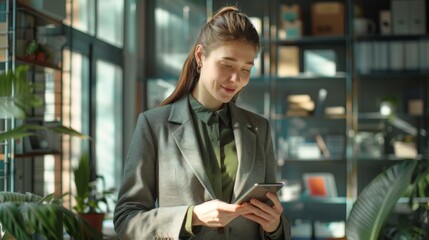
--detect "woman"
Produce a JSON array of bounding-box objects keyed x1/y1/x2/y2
[{"x1": 114, "y1": 6, "x2": 291, "y2": 240}]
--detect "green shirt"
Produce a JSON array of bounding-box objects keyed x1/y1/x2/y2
[
  {"x1": 183, "y1": 95, "x2": 284, "y2": 239},
  {"x1": 189, "y1": 94, "x2": 238, "y2": 202}
]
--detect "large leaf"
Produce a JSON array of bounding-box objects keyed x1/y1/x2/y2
[
  {"x1": 0, "y1": 192, "x2": 101, "y2": 239},
  {"x1": 0, "y1": 65, "x2": 43, "y2": 119},
  {"x1": 49, "y1": 125, "x2": 90, "y2": 139},
  {"x1": 0, "y1": 124, "x2": 42, "y2": 142},
  {"x1": 73, "y1": 153, "x2": 91, "y2": 203},
  {"x1": 0, "y1": 123, "x2": 89, "y2": 143},
  {"x1": 0, "y1": 202, "x2": 32, "y2": 240},
  {"x1": 346, "y1": 160, "x2": 418, "y2": 240},
  {"x1": 0, "y1": 192, "x2": 42, "y2": 203},
  {"x1": 20, "y1": 202, "x2": 63, "y2": 240}
]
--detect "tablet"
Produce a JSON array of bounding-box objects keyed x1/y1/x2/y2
[{"x1": 234, "y1": 183, "x2": 284, "y2": 205}]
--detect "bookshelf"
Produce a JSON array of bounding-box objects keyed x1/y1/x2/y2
[
  {"x1": 0, "y1": 0, "x2": 66, "y2": 195},
  {"x1": 209, "y1": 0, "x2": 429, "y2": 238},
  {"x1": 143, "y1": 0, "x2": 428, "y2": 238}
]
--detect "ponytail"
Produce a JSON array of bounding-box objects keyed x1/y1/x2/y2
[{"x1": 160, "y1": 6, "x2": 259, "y2": 106}]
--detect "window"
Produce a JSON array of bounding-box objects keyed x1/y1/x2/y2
[
  {"x1": 63, "y1": 0, "x2": 124, "y2": 212},
  {"x1": 62, "y1": 49, "x2": 90, "y2": 207},
  {"x1": 65, "y1": 0, "x2": 95, "y2": 35},
  {"x1": 97, "y1": 0, "x2": 124, "y2": 47},
  {"x1": 95, "y1": 60, "x2": 123, "y2": 211}
]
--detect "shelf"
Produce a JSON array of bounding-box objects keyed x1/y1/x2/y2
[
  {"x1": 276, "y1": 72, "x2": 347, "y2": 80},
  {"x1": 249, "y1": 76, "x2": 271, "y2": 82},
  {"x1": 275, "y1": 35, "x2": 348, "y2": 46},
  {"x1": 271, "y1": 114, "x2": 347, "y2": 120},
  {"x1": 282, "y1": 158, "x2": 346, "y2": 163},
  {"x1": 282, "y1": 196, "x2": 429, "y2": 205},
  {"x1": 1, "y1": 151, "x2": 61, "y2": 160},
  {"x1": 355, "y1": 34, "x2": 429, "y2": 42},
  {"x1": 358, "y1": 112, "x2": 425, "y2": 120},
  {"x1": 16, "y1": 2, "x2": 62, "y2": 26},
  {"x1": 16, "y1": 56, "x2": 61, "y2": 70},
  {"x1": 283, "y1": 196, "x2": 347, "y2": 205},
  {"x1": 15, "y1": 151, "x2": 61, "y2": 158},
  {"x1": 355, "y1": 155, "x2": 424, "y2": 161},
  {"x1": 356, "y1": 70, "x2": 429, "y2": 79}
]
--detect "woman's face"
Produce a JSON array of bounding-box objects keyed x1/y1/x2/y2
[{"x1": 193, "y1": 41, "x2": 257, "y2": 110}]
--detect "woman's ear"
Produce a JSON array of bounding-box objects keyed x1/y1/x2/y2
[{"x1": 194, "y1": 44, "x2": 203, "y2": 65}]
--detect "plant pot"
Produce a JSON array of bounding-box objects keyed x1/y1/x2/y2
[{"x1": 79, "y1": 212, "x2": 105, "y2": 239}]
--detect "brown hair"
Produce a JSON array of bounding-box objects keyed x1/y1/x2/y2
[{"x1": 160, "y1": 6, "x2": 260, "y2": 106}]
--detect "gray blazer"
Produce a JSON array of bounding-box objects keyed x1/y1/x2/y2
[{"x1": 114, "y1": 96, "x2": 291, "y2": 240}]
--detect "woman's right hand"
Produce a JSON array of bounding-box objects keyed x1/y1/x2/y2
[{"x1": 192, "y1": 199, "x2": 250, "y2": 228}]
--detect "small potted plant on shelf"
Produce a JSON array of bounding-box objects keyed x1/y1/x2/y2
[
  {"x1": 73, "y1": 151, "x2": 115, "y2": 237},
  {"x1": 25, "y1": 40, "x2": 50, "y2": 64}
]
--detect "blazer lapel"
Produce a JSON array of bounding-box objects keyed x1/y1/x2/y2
[
  {"x1": 169, "y1": 97, "x2": 217, "y2": 200},
  {"x1": 229, "y1": 103, "x2": 256, "y2": 202}
]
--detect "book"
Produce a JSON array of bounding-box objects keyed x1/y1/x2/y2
[
  {"x1": 303, "y1": 49, "x2": 336, "y2": 77},
  {"x1": 278, "y1": 46, "x2": 299, "y2": 77},
  {"x1": 315, "y1": 134, "x2": 330, "y2": 158},
  {"x1": 303, "y1": 173, "x2": 337, "y2": 197}
]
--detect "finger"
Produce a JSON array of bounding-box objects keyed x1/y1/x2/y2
[
  {"x1": 218, "y1": 202, "x2": 244, "y2": 213},
  {"x1": 249, "y1": 198, "x2": 278, "y2": 217},
  {"x1": 266, "y1": 192, "x2": 280, "y2": 205},
  {"x1": 246, "y1": 200, "x2": 273, "y2": 221},
  {"x1": 243, "y1": 212, "x2": 281, "y2": 233},
  {"x1": 242, "y1": 213, "x2": 263, "y2": 223},
  {"x1": 266, "y1": 192, "x2": 284, "y2": 213},
  {"x1": 237, "y1": 202, "x2": 257, "y2": 215}
]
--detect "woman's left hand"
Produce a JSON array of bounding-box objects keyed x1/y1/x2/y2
[{"x1": 240, "y1": 192, "x2": 283, "y2": 233}]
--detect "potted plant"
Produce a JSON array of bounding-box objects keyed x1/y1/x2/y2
[
  {"x1": 0, "y1": 191, "x2": 101, "y2": 239},
  {"x1": 72, "y1": 151, "x2": 115, "y2": 236},
  {"x1": 346, "y1": 159, "x2": 429, "y2": 239},
  {"x1": 25, "y1": 40, "x2": 50, "y2": 64},
  {"x1": 0, "y1": 65, "x2": 93, "y2": 238}
]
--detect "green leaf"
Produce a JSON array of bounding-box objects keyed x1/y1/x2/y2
[
  {"x1": 0, "y1": 202, "x2": 32, "y2": 240},
  {"x1": 346, "y1": 160, "x2": 418, "y2": 240},
  {"x1": 61, "y1": 207, "x2": 85, "y2": 240},
  {"x1": 0, "y1": 192, "x2": 103, "y2": 239},
  {"x1": 0, "y1": 123, "x2": 89, "y2": 143},
  {"x1": 49, "y1": 125, "x2": 90, "y2": 139},
  {"x1": 20, "y1": 203, "x2": 62, "y2": 240},
  {"x1": 73, "y1": 152, "x2": 91, "y2": 213},
  {"x1": 0, "y1": 65, "x2": 42, "y2": 119}
]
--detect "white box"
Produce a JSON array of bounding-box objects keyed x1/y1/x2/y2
[
  {"x1": 394, "y1": 141, "x2": 417, "y2": 159},
  {"x1": 408, "y1": 0, "x2": 426, "y2": 34},
  {"x1": 404, "y1": 41, "x2": 419, "y2": 70},
  {"x1": 278, "y1": 46, "x2": 299, "y2": 77},
  {"x1": 355, "y1": 42, "x2": 372, "y2": 74},
  {"x1": 380, "y1": 10, "x2": 391, "y2": 35},
  {"x1": 408, "y1": 99, "x2": 423, "y2": 116},
  {"x1": 304, "y1": 49, "x2": 336, "y2": 77},
  {"x1": 391, "y1": 0, "x2": 409, "y2": 34},
  {"x1": 297, "y1": 143, "x2": 321, "y2": 159},
  {"x1": 420, "y1": 40, "x2": 429, "y2": 70},
  {"x1": 389, "y1": 41, "x2": 404, "y2": 70},
  {"x1": 392, "y1": 0, "x2": 426, "y2": 35},
  {"x1": 372, "y1": 41, "x2": 388, "y2": 71}
]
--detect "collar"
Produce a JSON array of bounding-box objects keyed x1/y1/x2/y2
[{"x1": 188, "y1": 94, "x2": 230, "y2": 127}]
